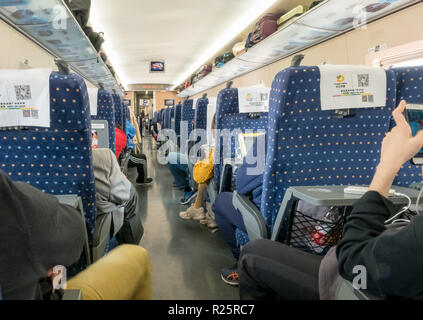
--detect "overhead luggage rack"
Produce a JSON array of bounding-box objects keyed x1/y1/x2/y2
[
  {"x1": 0, "y1": 0, "x2": 124, "y2": 96},
  {"x1": 177, "y1": 0, "x2": 420, "y2": 98}
]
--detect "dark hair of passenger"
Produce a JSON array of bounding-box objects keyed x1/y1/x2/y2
[
  {"x1": 116, "y1": 124, "x2": 124, "y2": 131},
  {"x1": 211, "y1": 114, "x2": 216, "y2": 131}
]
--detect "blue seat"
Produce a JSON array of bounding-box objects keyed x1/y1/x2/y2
[
  {"x1": 0, "y1": 71, "x2": 97, "y2": 270},
  {"x1": 113, "y1": 94, "x2": 125, "y2": 132},
  {"x1": 170, "y1": 107, "x2": 175, "y2": 130},
  {"x1": 163, "y1": 107, "x2": 171, "y2": 130},
  {"x1": 181, "y1": 99, "x2": 195, "y2": 140},
  {"x1": 213, "y1": 87, "x2": 268, "y2": 246},
  {"x1": 214, "y1": 87, "x2": 269, "y2": 191},
  {"x1": 236, "y1": 66, "x2": 397, "y2": 248},
  {"x1": 92, "y1": 90, "x2": 116, "y2": 153},
  {"x1": 194, "y1": 97, "x2": 209, "y2": 132},
  {"x1": 175, "y1": 103, "x2": 182, "y2": 136},
  {"x1": 391, "y1": 66, "x2": 423, "y2": 187}
]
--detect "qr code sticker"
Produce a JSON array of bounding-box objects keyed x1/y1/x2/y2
[
  {"x1": 357, "y1": 74, "x2": 369, "y2": 87},
  {"x1": 15, "y1": 85, "x2": 32, "y2": 101},
  {"x1": 31, "y1": 109, "x2": 39, "y2": 119}
]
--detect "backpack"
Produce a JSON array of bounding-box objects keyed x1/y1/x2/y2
[
  {"x1": 214, "y1": 52, "x2": 234, "y2": 68},
  {"x1": 64, "y1": 0, "x2": 91, "y2": 28},
  {"x1": 82, "y1": 26, "x2": 105, "y2": 52}
]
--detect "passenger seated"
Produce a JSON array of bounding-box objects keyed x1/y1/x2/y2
[
  {"x1": 115, "y1": 124, "x2": 128, "y2": 160},
  {"x1": 0, "y1": 170, "x2": 152, "y2": 300},
  {"x1": 179, "y1": 115, "x2": 217, "y2": 229},
  {"x1": 337, "y1": 100, "x2": 423, "y2": 299},
  {"x1": 166, "y1": 142, "x2": 199, "y2": 205},
  {"x1": 92, "y1": 146, "x2": 143, "y2": 245},
  {"x1": 213, "y1": 139, "x2": 265, "y2": 287},
  {"x1": 126, "y1": 119, "x2": 153, "y2": 185},
  {"x1": 238, "y1": 101, "x2": 423, "y2": 300}
]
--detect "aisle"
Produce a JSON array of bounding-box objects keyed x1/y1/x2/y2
[{"x1": 129, "y1": 137, "x2": 239, "y2": 300}]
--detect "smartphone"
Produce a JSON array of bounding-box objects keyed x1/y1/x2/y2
[{"x1": 405, "y1": 103, "x2": 423, "y2": 165}]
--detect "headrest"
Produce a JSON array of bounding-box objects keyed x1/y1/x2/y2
[{"x1": 217, "y1": 87, "x2": 239, "y2": 115}]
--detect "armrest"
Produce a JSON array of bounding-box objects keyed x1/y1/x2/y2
[
  {"x1": 336, "y1": 278, "x2": 383, "y2": 301},
  {"x1": 62, "y1": 289, "x2": 83, "y2": 300},
  {"x1": 55, "y1": 195, "x2": 92, "y2": 266},
  {"x1": 232, "y1": 191, "x2": 268, "y2": 241}
]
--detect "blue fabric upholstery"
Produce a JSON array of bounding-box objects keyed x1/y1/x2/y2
[
  {"x1": 0, "y1": 72, "x2": 97, "y2": 237},
  {"x1": 392, "y1": 66, "x2": 423, "y2": 187},
  {"x1": 213, "y1": 87, "x2": 269, "y2": 247},
  {"x1": 261, "y1": 66, "x2": 396, "y2": 241},
  {"x1": 214, "y1": 87, "x2": 269, "y2": 190},
  {"x1": 181, "y1": 99, "x2": 195, "y2": 137},
  {"x1": 170, "y1": 107, "x2": 175, "y2": 129},
  {"x1": 175, "y1": 103, "x2": 182, "y2": 136},
  {"x1": 92, "y1": 90, "x2": 115, "y2": 153},
  {"x1": 163, "y1": 107, "x2": 171, "y2": 129},
  {"x1": 112, "y1": 94, "x2": 125, "y2": 132},
  {"x1": 194, "y1": 97, "x2": 208, "y2": 131}
]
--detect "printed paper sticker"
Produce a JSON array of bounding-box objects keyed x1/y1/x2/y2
[
  {"x1": 0, "y1": 69, "x2": 51, "y2": 128},
  {"x1": 238, "y1": 86, "x2": 271, "y2": 113},
  {"x1": 88, "y1": 88, "x2": 98, "y2": 116},
  {"x1": 319, "y1": 65, "x2": 387, "y2": 111}
]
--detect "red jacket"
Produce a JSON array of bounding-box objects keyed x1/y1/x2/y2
[{"x1": 115, "y1": 127, "x2": 127, "y2": 159}]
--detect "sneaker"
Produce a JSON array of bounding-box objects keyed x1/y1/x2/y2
[
  {"x1": 136, "y1": 178, "x2": 153, "y2": 185},
  {"x1": 200, "y1": 212, "x2": 218, "y2": 229},
  {"x1": 179, "y1": 190, "x2": 198, "y2": 205},
  {"x1": 221, "y1": 265, "x2": 239, "y2": 287},
  {"x1": 179, "y1": 205, "x2": 206, "y2": 220}
]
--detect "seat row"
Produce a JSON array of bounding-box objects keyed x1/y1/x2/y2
[
  {"x1": 156, "y1": 64, "x2": 423, "y2": 252},
  {"x1": 0, "y1": 70, "x2": 132, "y2": 272}
]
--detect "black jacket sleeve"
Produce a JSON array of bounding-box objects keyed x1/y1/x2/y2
[
  {"x1": 337, "y1": 191, "x2": 423, "y2": 298},
  {"x1": 14, "y1": 182, "x2": 86, "y2": 272}
]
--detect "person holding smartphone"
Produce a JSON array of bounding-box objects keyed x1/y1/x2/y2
[
  {"x1": 336, "y1": 100, "x2": 423, "y2": 298},
  {"x1": 238, "y1": 101, "x2": 423, "y2": 300}
]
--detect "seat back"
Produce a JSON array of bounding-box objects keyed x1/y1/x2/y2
[
  {"x1": 170, "y1": 107, "x2": 175, "y2": 130},
  {"x1": 262, "y1": 66, "x2": 396, "y2": 234},
  {"x1": 92, "y1": 90, "x2": 115, "y2": 152},
  {"x1": 163, "y1": 107, "x2": 171, "y2": 129},
  {"x1": 112, "y1": 94, "x2": 125, "y2": 132},
  {"x1": 181, "y1": 99, "x2": 196, "y2": 138},
  {"x1": 175, "y1": 103, "x2": 183, "y2": 136},
  {"x1": 214, "y1": 87, "x2": 269, "y2": 189},
  {"x1": 391, "y1": 66, "x2": 423, "y2": 187},
  {"x1": 0, "y1": 71, "x2": 97, "y2": 235},
  {"x1": 194, "y1": 97, "x2": 208, "y2": 131}
]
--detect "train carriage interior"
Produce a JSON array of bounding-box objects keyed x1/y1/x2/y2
[{"x1": 2, "y1": 0, "x2": 423, "y2": 307}]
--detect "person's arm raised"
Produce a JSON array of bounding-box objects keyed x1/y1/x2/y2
[{"x1": 369, "y1": 100, "x2": 423, "y2": 197}]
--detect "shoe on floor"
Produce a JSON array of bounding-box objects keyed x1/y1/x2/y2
[
  {"x1": 200, "y1": 212, "x2": 218, "y2": 229},
  {"x1": 136, "y1": 178, "x2": 153, "y2": 185},
  {"x1": 179, "y1": 205, "x2": 206, "y2": 220},
  {"x1": 221, "y1": 264, "x2": 239, "y2": 287},
  {"x1": 179, "y1": 190, "x2": 198, "y2": 205}
]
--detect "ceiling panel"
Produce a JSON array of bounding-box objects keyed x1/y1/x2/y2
[{"x1": 90, "y1": 0, "x2": 308, "y2": 88}]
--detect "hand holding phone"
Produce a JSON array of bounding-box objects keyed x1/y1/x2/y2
[{"x1": 404, "y1": 101, "x2": 423, "y2": 164}]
